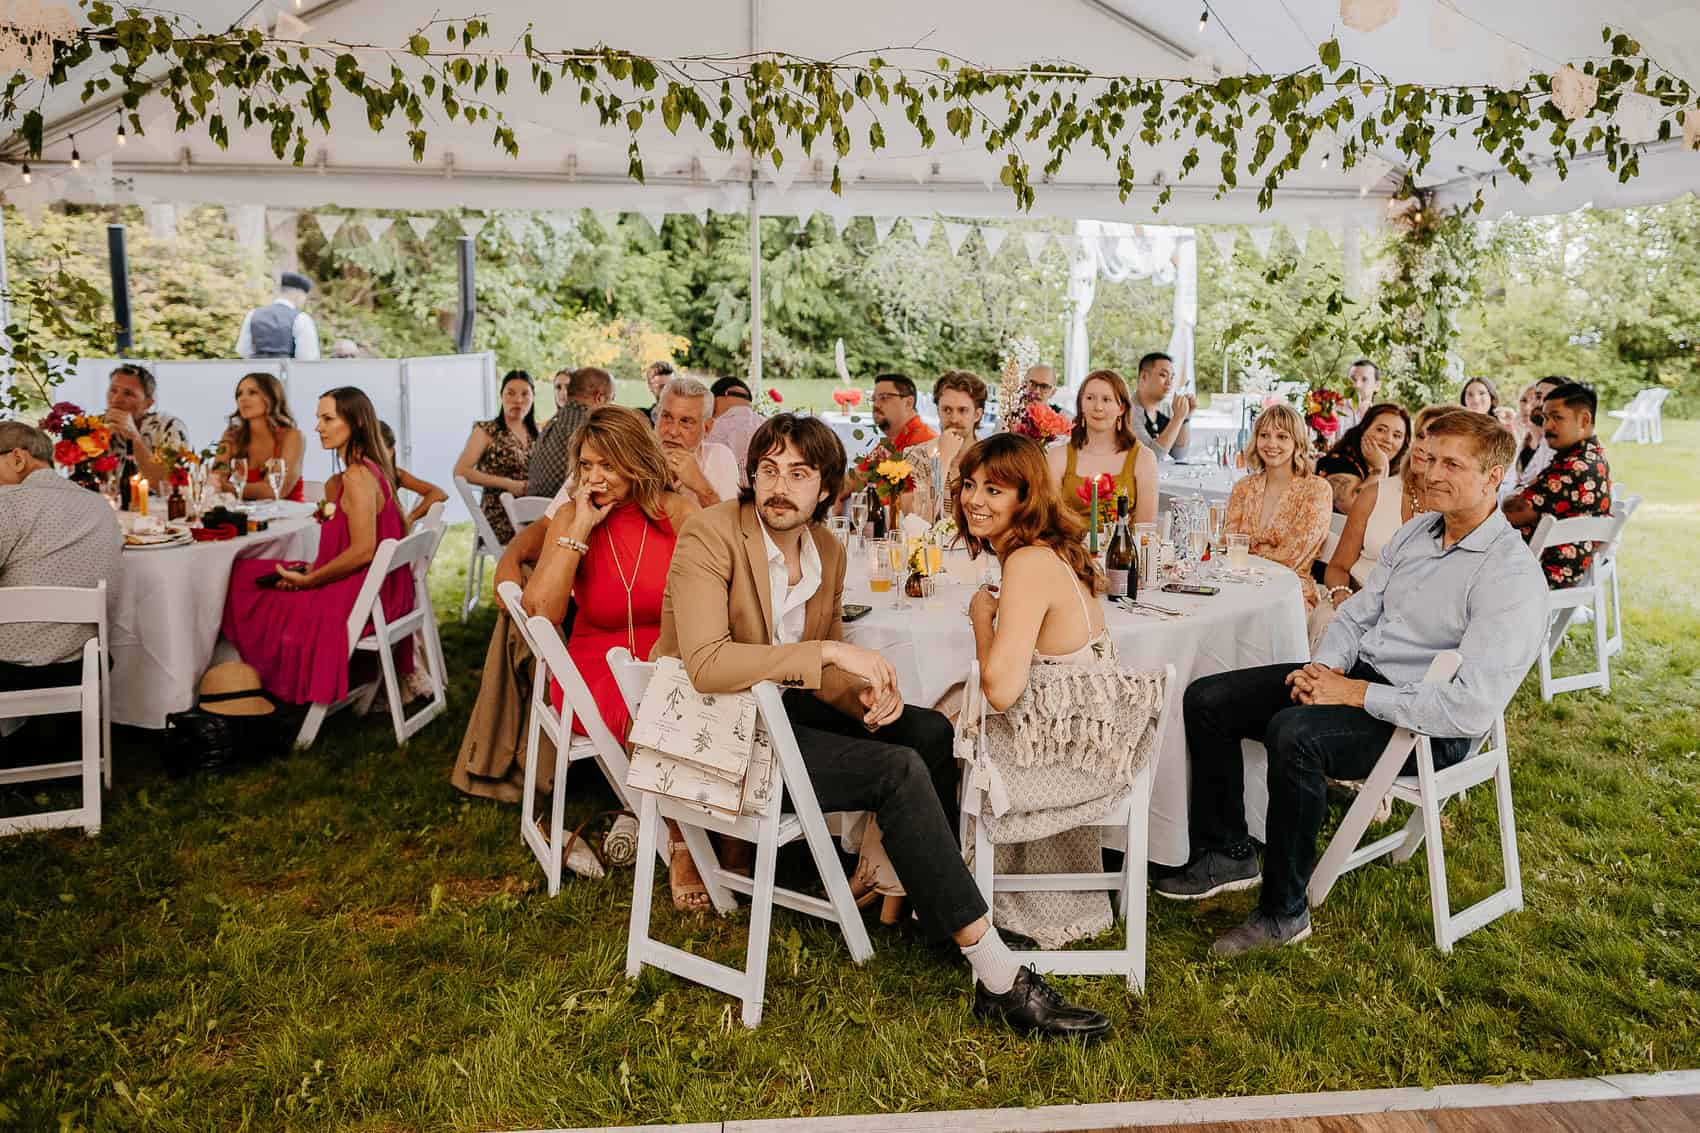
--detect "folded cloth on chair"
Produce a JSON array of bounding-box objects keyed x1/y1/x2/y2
[{"x1": 625, "y1": 656, "x2": 776, "y2": 817}]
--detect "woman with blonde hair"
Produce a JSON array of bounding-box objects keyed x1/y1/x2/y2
[
  {"x1": 1044, "y1": 369, "x2": 1158, "y2": 526},
  {"x1": 217, "y1": 372, "x2": 305, "y2": 501},
  {"x1": 1222, "y1": 403, "x2": 1334, "y2": 609},
  {"x1": 521, "y1": 405, "x2": 703, "y2": 908}
]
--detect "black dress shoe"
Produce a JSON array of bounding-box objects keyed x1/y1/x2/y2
[{"x1": 973, "y1": 966, "x2": 1112, "y2": 1040}]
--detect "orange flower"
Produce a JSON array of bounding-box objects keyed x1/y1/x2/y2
[
  {"x1": 76, "y1": 434, "x2": 106, "y2": 457},
  {"x1": 88, "y1": 426, "x2": 111, "y2": 449}
]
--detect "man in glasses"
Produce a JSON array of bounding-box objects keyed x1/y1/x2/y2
[{"x1": 869, "y1": 373, "x2": 937, "y2": 453}]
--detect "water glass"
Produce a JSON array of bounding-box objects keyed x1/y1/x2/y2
[
  {"x1": 849, "y1": 494, "x2": 870, "y2": 539},
  {"x1": 827, "y1": 515, "x2": 853, "y2": 553},
  {"x1": 229, "y1": 457, "x2": 249, "y2": 498},
  {"x1": 265, "y1": 457, "x2": 287, "y2": 502},
  {"x1": 867, "y1": 538, "x2": 895, "y2": 596},
  {"x1": 1227, "y1": 533, "x2": 1252, "y2": 570}
]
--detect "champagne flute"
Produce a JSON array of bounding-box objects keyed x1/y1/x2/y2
[
  {"x1": 265, "y1": 457, "x2": 287, "y2": 503},
  {"x1": 229, "y1": 457, "x2": 248, "y2": 501},
  {"x1": 849, "y1": 494, "x2": 869, "y2": 546},
  {"x1": 887, "y1": 536, "x2": 911, "y2": 609}
]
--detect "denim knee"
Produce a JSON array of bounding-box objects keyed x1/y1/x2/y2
[
  {"x1": 1264, "y1": 707, "x2": 1326, "y2": 775},
  {"x1": 1184, "y1": 670, "x2": 1237, "y2": 724}
]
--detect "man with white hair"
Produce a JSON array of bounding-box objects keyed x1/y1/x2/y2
[
  {"x1": 236, "y1": 271, "x2": 321, "y2": 360},
  {"x1": 655, "y1": 374, "x2": 739, "y2": 507},
  {"x1": 0, "y1": 421, "x2": 124, "y2": 693},
  {"x1": 1022, "y1": 364, "x2": 1069, "y2": 418}
]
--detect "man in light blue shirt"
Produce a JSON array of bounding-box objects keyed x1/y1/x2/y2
[{"x1": 1156, "y1": 411, "x2": 1545, "y2": 955}]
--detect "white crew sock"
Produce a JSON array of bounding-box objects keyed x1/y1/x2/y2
[{"x1": 961, "y1": 926, "x2": 1021, "y2": 994}]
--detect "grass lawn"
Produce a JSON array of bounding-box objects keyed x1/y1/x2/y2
[{"x1": 3, "y1": 423, "x2": 1698, "y2": 1132}]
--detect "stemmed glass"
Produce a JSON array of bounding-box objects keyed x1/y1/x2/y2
[
  {"x1": 228, "y1": 457, "x2": 249, "y2": 502},
  {"x1": 887, "y1": 535, "x2": 911, "y2": 609},
  {"x1": 265, "y1": 458, "x2": 287, "y2": 503},
  {"x1": 849, "y1": 493, "x2": 870, "y2": 546}
]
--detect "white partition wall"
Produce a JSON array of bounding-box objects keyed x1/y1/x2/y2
[{"x1": 64, "y1": 352, "x2": 495, "y2": 522}]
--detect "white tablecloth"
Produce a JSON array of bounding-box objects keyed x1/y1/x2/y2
[
  {"x1": 112, "y1": 507, "x2": 320, "y2": 728},
  {"x1": 842, "y1": 555, "x2": 1309, "y2": 865}
]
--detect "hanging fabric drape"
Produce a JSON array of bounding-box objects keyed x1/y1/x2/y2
[{"x1": 1061, "y1": 220, "x2": 1198, "y2": 399}]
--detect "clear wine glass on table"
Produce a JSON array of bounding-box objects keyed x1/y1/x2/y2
[
  {"x1": 849, "y1": 493, "x2": 870, "y2": 545},
  {"x1": 265, "y1": 458, "x2": 287, "y2": 503},
  {"x1": 228, "y1": 457, "x2": 248, "y2": 502}
]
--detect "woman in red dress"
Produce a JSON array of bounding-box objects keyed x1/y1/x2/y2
[
  {"x1": 522, "y1": 406, "x2": 702, "y2": 904},
  {"x1": 216, "y1": 372, "x2": 307, "y2": 502}
]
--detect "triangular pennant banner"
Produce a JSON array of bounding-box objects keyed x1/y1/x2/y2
[
  {"x1": 979, "y1": 227, "x2": 1007, "y2": 259},
  {"x1": 908, "y1": 217, "x2": 935, "y2": 247},
  {"x1": 314, "y1": 213, "x2": 346, "y2": 241},
  {"x1": 273, "y1": 9, "x2": 311, "y2": 40},
  {"x1": 1287, "y1": 221, "x2": 1312, "y2": 250},
  {"x1": 943, "y1": 221, "x2": 971, "y2": 256},
  {"x1": 502, "y1": 214, "x2": 533, "y2": 244},
  {"x1": 1323, "y1": 218, "x2": 1345, "y2": 247},
  {"x1": 543, "y1": 212, "x2": 575, "y2": 236},
  {"x1": 406, "y1": 215, "x2": 436, "y2": 241},
  {"x1": 700, "y1": 152, "x2": 738, "y2": 183},
  {"x1": 360, "y1": 216, "x2": 394, "y2": 242},
  {"x1": 1209, "y1": 228, "x2": 1239, "y2": 260},
  {"x1": 1056, "y1": 234, "x2": 1085, "y2": 259},
  {"x1": 830, "y1": 211, "x2": 854, "y2": 239},
  {"x1": 1248, "y1": 226, "x2": 1276, "y2": 258},
  {"x1": 591, "y1": 209, "x2": 620, "y2": 234},
  {"x1": 638, "y1": 210, "x2": 667, "y2": 236},
  {"x1": 1022, "y1": 232, "x2": 1050, "y2": 266},
  {"x1": 873, "y1": 216, "x2": 898, "y2": 244},
  {"x1": 460, "y1": 217, "x2": 487, "y2": 238},
  {"x1": 769, "y1": 161, "x2": 799, "y2": 195}
]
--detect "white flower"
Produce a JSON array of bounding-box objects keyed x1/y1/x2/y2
[
  {"x1": 1550, "y1": 65, "x2": 1599, "y2": 121},
  {"x1": 1340, "y1": 0, "x2": 1399, "y2": 34},
  {"x1": 1684, "y1": 110, "x2": 1700, "y2": 152},
  {"x1": 1613, "y1": 91, "x2": 1662, "y2": 145}
]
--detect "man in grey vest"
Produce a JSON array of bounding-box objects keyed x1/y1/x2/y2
[{"x1": 236, "y1": 271, "x2": 321, "y2": 360}]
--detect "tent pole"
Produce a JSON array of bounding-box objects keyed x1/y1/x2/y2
[
  {"x1": 0, "y1": 204, "x2": 11, "y2": 388},
  {"x1": 749, "y1": 185, "x2": 762, "y2": 387}
]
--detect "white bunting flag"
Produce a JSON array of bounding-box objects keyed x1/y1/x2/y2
[
  {"x1": 873, "y1": 216, "x2": 898, "y2": 244},
  {"x1": 979, "y1": 226, "x2": 1008, "y2": 259},
  {"x1": 542, "y1": 213, "x2": 574, "y2": 236},
  {"x1": 639, "y1": 210, "x2": 667, "y2": 236},
  {"x1": 830, "y1": 211, "x2": 854, "y2": 239},
  {"x1": 1323, "y1": 217, "x2": 1345, "y2": 247},
  {"x1": 502, "y1": 214, "x2": 533, "y2": 244},
  {"x1": 1248, "y1": 226, "x2": 1276, "y2": 258},
  {"x1": 1055, "y1": 234, "x2": 1085, "y2": 260},
  {"x1": 591, "y1": 209, "x2": 620, "y2": 234},
  {"x1": 313, "y1": 213, "x2": 346, "y2": 241},
  {"x1": 943, "y1": 221, "x2": 971, "y2": 256},
  {"x1": 460, "y1": 216, "x2": 487, "y2": 238},
  {"x1": 700, "y1": 152, "x2": 738, "y2": 183},
  {"x1": 1209, "y1": 229, "x2": 1239, "y2": 260},
  {"x1": 1494, "y1": 43, "x2": 1532, "y2": 91},
  {"x1": 1287, "y1": 221, "x2": 1313, "y2": 251},
  {"x1": 273, "y1": 9, "x2": 311, "y2": 40},
  {"x1": 1614, "y1": 91, "x2": 1663, "y2": 145},
  {"x1": 768, "y1": 160, "x2": 799, "y2": 195},
  {"x1": 360, "y1": 216, "x2": 394, "y2": 243},
  {"x1": 1022, "y1": 232, "x2": 1050, "y2": 266},
  {"x1": 406, "y1": 215, "x2": 436, "y2": 241},
  {"x1": 908, "y1": 217, "x2": 935, "y2": 247}
]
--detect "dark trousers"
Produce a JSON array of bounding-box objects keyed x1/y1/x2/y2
[
  {"x1": 0, "y1": 659, "x2": 84, "y2": 693},
  {"x1": 1184, "y1": 662, "x2": 1470, "y2": 918},
  {"x1": 782, "y1": 691, "x2": 987, "y2": 941}
]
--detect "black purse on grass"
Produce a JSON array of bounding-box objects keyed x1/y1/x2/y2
[{"x1": 162, "y1": 690, "x2": 300, "y2": 777}]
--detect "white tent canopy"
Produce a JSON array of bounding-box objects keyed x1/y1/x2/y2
[{"x1": 7, "y1": 0, "x2": 1699, "y2": 225}]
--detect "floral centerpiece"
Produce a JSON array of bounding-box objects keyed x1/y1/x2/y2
[
  {"x1": 1303, "y1": 387, "x2": 1347, "y2": 450},
  {"x1": 1073, "y1": 471, "x2": 1116, "y2": 548},
  {"x1": 830, "y1": 387, "x2": 863, "y2": 411},
  {"x1": 996, "y1": 355, "x2": 1072, "y2": 442},
  {"x1": 37, "y1": 401, "x2": 117, "y2": 488},
  {"x1": 866, "y1": 457, "x2": 914, "y2": 533},
  {"x1": 154, "y1": 441, "x2": 202, "y2": 489}
]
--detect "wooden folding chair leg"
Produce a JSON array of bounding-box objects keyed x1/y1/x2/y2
[
  {"x1": 627, "y1": 792, "x2": 662, "y2": 979},
  {"x1": 739, "y1": 807, "x2": 784, "y2": 1028}
]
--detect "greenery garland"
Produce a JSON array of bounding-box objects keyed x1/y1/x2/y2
[{"x1": 2, "y1": 5, "x2": 1695, "y2": 216}]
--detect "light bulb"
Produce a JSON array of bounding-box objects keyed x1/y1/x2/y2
[
  {"x1": 116, "y1": 123, "x2": 126, "y2": 146},
  {"x1": 1321, "y1": 151, "x2": 1330, "y2": 170},
  {"x1": 1413, "y1": 209, "x2": 1424, "y2": 222},
  {"x1": 21, "y1": 163, "x2": 30, "y2": 184},
  {"x1": 1198, "y1": 8, "x2": 1209, "y2": 32},
  {"x1": 70, "y1": 146, "x2": 81, "y2": 169}
]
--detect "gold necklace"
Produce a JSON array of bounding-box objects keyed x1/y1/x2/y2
[
  {"x1": 602, "y1": 516, "x2": 649, "y2": 656},
  {"x1": 1407, "y1": 476, "x2": 1427, "y2": 516}
]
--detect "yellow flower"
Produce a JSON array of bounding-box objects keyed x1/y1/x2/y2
[
  {"x1": 76, "y1": 434, "x2": 104, "y2": 457},
  {"x1": 876, "y1": 459, "x2": 913, "y2": 483}
]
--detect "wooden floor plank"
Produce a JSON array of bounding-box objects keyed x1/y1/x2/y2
[{"x1": 1073, "y1": 1095, "x2": 1700, "y2": 1133}]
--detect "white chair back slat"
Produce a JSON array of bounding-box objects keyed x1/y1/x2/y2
[
  {"x1": 1528, "y1": 513, "x2": 1623, "y2": 557},
  {"x1": 0, "y1": 584, "x2": 107, "y2": 625},
  {"x1": 456, "y1": 475, "x2": 505, "y2": 619},
  {"x1": 500, "y1": 491, "x2": 554, "y2": 535}
]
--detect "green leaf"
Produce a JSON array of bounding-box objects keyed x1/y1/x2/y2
[{"x1": 1319, "y1": 38, "x2": 1341, "y2": 71}]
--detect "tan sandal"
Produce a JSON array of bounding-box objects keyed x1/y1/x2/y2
[{"x1": 668, "y1": 841, "x2": 712, "y2": 915}]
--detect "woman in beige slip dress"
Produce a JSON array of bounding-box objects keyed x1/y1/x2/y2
[{"x1": 955, "y1": 434, "x2": 1165, "y2": 948}]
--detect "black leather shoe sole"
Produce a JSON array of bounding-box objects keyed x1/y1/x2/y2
[
  {"x1": 974, "y1": 1002, "x2": 1113, "y2": 1042},
  {"x1": 1153, "y1": 872, "x2": 1260, "y2": 901}
]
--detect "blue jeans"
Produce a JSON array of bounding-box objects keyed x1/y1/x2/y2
[{"x1": 1184, "y1": 662, "x2": 1470, "y2": 918}]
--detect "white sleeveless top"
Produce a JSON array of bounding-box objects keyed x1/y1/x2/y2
[{"x1": 1350, "y1": 479, "x2": 1406, "y2": 588}]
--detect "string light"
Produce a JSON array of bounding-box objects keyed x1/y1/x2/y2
[
  {"x1": 116, "y1": 122, "x2": 126, "y2": 146},
  {"x1": 70, "y1": 134, "x2": 80, "y2": 168},
  {"x1": 1198, "y1": 7, "x2": 1209, "y2": 32},
  {"x1": 1320, "y1": 151, "x2": 1330, "y2": 171},
  {"x1": 20, "y1": 163, "x2": 30, "y2": 184}
]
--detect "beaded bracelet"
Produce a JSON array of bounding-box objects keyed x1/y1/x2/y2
[
  {"x1": 555, "y1": 535, "x2": 590, "y2": 554},
  {"x1": 1327, "y1": 584, "x2": 1352, "y2": 603}
]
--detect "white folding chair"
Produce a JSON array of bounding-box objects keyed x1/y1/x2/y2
[
  {"x1": 0, "y1": 582, "x2": 110, "y2": 837},
  {"x1": 607, "y1": 648, "x2": 873, "y2": 1028},
  {"x1": 495, "y1": 580, "x2": 649, "y2": 896},
  {"x1": 1528, "y1": 511, "x2": 1628, "y2": 701},
  {"x1": 1607, "y1": 389, "x2": 1651, "y2": 444},
  {"x1": 1594, "y1": 492, "x2": 1639, "y2": 659},
  {"x1": 958, "y1": 660, "x2": 1178, "y2": 991},
  {"x1": 455, "y1": 475, "x2": 506, "y2": 621},
  {"x1": 499, "y1": 491, "x2": 554, "y2": 537},
  {"x1": 295, "y1": 511, "x2": 450, "y2": 749},
  {"x1": 1307, "y1": 652, "x2": 1520, "y2": 953},
  {"x1": 1645, "y1": 389, "x2": 1669, "y2": 444}
]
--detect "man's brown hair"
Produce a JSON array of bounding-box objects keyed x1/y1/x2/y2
[
  {"x1": 1423, "y1": 408, "x2": 1516, "y2": 472},
  {"x1": 741, "y1": 413, "x2": 846, "y2": 522},
  {"x1": 933, "y1": 370, "x2": 988, "y2": 410}
]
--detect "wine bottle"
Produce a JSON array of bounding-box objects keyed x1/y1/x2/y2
[
  {"x1": 1104, "y1": 495, "x2": 1134, "y2": 600},
  {"x1": 868, "y1": 487, "x2": 886, "y2": 539}
]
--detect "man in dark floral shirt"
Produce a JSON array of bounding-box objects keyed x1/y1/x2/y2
[{"x1": 1503, "y1": 383, "x2": 1611, "y2": 588}]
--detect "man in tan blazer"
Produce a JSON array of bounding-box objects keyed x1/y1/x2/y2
[{"x1": 653, "y1": 414, "x2": 1111, "y2": 1040}]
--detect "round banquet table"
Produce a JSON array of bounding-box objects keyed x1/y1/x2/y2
[
  {"x1": 1158, "y1": 463, "x2": 1244, "y2": 511},
  {"x1": 841, "y1": 551, "x2": 1310, "y2": 866},
  {"x1": 111, "y1": 502, "x2": 321, "y2": 729}
]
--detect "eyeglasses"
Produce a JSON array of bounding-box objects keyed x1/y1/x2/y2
[{"x1": 755, "y1": 464, "x2": 820, "y2": 486}]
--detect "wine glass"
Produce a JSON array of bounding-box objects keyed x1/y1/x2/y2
[
  {"x1": 265, "y1": 458, "x2": 286, "y2": 503},
  {"x1": 229, "y1": 457, "x2": 248, "y2": 501},
  {"x1": 849, "y1": 494, "x2": 870, "y2": 545},
  {"x1": 887, "y1": 536, "x2": 911, "y2": 609}
]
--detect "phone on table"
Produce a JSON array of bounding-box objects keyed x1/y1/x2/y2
[
  {"x1": 841, "y1": 604, "x2": 873, "y2": 623},
  {"x1": 1163, "y1": 582, "x2": 1220, "y2": 597}
]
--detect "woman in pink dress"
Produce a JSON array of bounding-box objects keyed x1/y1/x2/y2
[
  {"x1": 223, "y1": 387, "x2": 414, "y2": 705},
  {"x1": 522, "y1": 405, "x2": 699, "y2": 903}
]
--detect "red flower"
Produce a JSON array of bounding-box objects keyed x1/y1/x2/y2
[
  {"x1": 767, "y1": 388, "x2": 783, "y2": 403},
  {"x1": 832, "y1": 389, "x2": 850, "y2": 408},
  {"x1": 90, "y1": 454, "x2": 119, "y2": 474},
  {"x1": 1075, "y1": 473, "x2": 1115, "y2": 504},
  {"x1": 171, "y1": 467, "x2": 191, "y2": 486},
  {"x1": 53, "y1": 439, "x2": 84, "y2": 466},
  {"x1": 847, "y1": 389, "x2": 863, "y2": 407}
]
